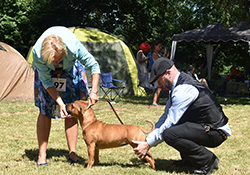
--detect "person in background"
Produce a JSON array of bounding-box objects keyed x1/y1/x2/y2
[
  {"x1": 227, "y1": 67, "x2": 245, "y2": 82},
  {"x1": 136, "y1": 42, "x2": 151, "y2": 73},
  {"x1": 187, "y1": 64, "x2": 209, "y2": 88},
  {"x1": 132, "y1": 58, "x2": 231, "y2": 175},
  {"x1": 33, "y1": 26, "x2": 100, "y2": 166},
  {"x1": 149, "y1": 40, "x2": 169, "y2": 106}
]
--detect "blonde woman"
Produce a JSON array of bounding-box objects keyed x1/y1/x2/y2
[{"x1": 33, "y1": 26, "x2": 100, "y2": 166}]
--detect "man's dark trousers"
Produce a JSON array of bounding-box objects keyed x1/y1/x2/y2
[{"x1": 163, "y1": 122, "x2": 226, "y2": 168}]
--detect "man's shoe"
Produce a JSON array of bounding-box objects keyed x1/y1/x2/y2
[{"x1": 191, "y1": 155, "x2": 219, "y2": 175}]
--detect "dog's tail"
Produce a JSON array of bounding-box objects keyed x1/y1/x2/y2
[{"x1": 140, "y1": 120, "x2": 155, "y2": 133}]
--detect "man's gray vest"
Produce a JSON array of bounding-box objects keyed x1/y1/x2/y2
[{"x1": 176, "y1": 72, "x2": 228, "y2": 128}]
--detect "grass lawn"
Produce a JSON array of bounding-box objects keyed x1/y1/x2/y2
[{"x1": 0, "y1": 96, "x2": 250, "y2": 175}]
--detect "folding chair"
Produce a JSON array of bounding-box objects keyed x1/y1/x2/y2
[
  {"x1": 137, "y1": 72, "x2": 156, "y2": 96},
  {"x1": 100, "y1": 72, "x2": 126, "y2": 103}
]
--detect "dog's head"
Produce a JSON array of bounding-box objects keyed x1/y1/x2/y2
[{"x1": 66, "y1": 100, "x2": 91, "y2": 119}]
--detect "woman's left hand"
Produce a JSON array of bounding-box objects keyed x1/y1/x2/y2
[
  {"x1": 89, "y1": 91, "x2": 99, "y2": 105},
  {"x1": 89, "y1": 74, "x2": 100, "y2": 105}
]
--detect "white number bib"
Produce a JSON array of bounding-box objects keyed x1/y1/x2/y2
[{"x1": 52, "y1": 78, "x2": 67, "y2": 92}]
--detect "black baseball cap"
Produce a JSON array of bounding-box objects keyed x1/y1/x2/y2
[{"x1": 149, "y1": 57, "x2": 174, "y2": 84}]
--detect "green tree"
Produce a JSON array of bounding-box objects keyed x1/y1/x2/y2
[
  {"x1": 0, "y1": 0, "x2": 34, "y2": 53},
  {"x1": 1, "y1": 0, "x2": 250, "y2": 77}
]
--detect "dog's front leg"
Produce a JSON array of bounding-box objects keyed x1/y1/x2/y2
[
  {"x1": 94, "y1": 148, "x2": 99, "y2": 165},
  {"x1": 87, "y1": 143, "x2": 96, "y2": 169}
]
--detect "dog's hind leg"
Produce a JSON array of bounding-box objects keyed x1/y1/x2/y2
[
  {"x1": 144, "y1": 151, "x2": 155, "y2": 170},
  {"x1": 128, "y1": 136, "x2": 155, "y2": 170},
  {"x1": 87, "y1": 143, "x2": 96, "y2": 169},
  {"x1": 130, "y1": 143, "x2": 155, "y2": 170}
]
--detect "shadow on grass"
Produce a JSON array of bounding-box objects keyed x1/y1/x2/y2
[
  {"x1": 122, "y1": 95, "x2": 168, "y2": 106},
  {"x1": 23, "y1": 148, "x2": 86, "y2": 165},
  {"x1": 23, "y1": 148, "x2": 189, "y2": 172},
  {"x1": 86, "y1": 157, "x2": 185, "y2": 171},
  {"x1": 154, "y1": 158, "x2": 190, "y2": 173},
  {"x1": 130, "y1": 158, "x2": 190, "y2": 173},
  {"x1": 216, "y1": 96, "x2": 250, "y2": 105},
  {"x1": 122, "y1": 96, "x2": 153, "y2": 105},
  {"x1": 123, "y1": 95, "x2": 250, "y2": 106}
]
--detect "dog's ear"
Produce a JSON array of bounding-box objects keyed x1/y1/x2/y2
[
  {"x1": 72, "y1": 102, "x2": 82, "y2": 113},
  {"x1": 72, "y1": 101, "x2": 90, "y2": 115}
]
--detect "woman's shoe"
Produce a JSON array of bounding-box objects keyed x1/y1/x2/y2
[
  {"x1": 36, "y1": 161, "x2": 48, "y2": 166},
  {"x1": 67, "y1": 157, "x2": 81, "y2": 165}
]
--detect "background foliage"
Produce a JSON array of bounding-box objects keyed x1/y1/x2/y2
[{"x1": 1, "y1": 0, "x2": 250, "y2": 77}]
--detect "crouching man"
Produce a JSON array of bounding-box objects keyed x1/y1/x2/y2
[{"x1": 133, "y1": 57, "x2": 231, "y2": 175}]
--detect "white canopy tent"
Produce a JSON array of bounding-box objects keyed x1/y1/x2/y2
[{"x1": 170, "y1": 22, "x2": 250, "y2": 80}]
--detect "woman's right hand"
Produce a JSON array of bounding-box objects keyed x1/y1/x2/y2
[
  {"x1": 46, "y1": 86, "x2": 70, "y2": 119},
  {"x1": 59, "y1": 103, "x2": 70, "y2": 119}
]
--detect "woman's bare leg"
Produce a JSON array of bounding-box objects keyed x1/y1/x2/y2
[
  {"x1": 37, "y1": 113, "x2": 51, "y2": 164},
  {"x1": 65, "y1": 117, "x2": 80, "y2": 161},
  {"x1": 152, "y1": 87, "x2": 162, "y2": 105}
]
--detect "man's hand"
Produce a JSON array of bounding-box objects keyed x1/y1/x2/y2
[{"x1": 132, "y1": 140, "x2": 151, "y2": 159}]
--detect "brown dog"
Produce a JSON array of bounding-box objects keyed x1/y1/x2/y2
[{"x1": 66, "y1": 100, "x2": 155, "y2": 169}]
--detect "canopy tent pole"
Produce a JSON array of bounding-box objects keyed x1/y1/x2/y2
[
  {"x1": 248, "y1": 41, "x2": 250, "y2": 58},
  {"x1": 170, "y1": 41, "x2": 177, "y2": 60},
  {"x1": 206, "y1": 44, "x2": 213, "y2": 81}
]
